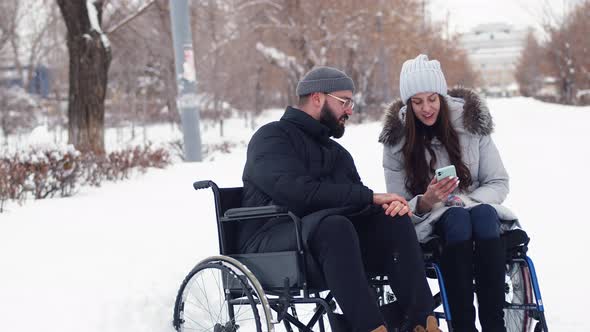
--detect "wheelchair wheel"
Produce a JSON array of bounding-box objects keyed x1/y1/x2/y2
[
  {"x1": 173, "y1": 255, "x2": 274, "y2": 332},
  {"x1": 504, "y1": 261, "x2": 534, "y2": 332}
]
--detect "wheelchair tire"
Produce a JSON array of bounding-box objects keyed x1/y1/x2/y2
[
  {"x1": 504, "y1": 261, "x2": 534, "y2": 332},
  {"x1": 173, "y1": 255, "x2": 274, "y2": 332}
]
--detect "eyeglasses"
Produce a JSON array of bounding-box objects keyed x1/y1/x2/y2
[{"x1": 326, "y1": 93, "x2": 354, "y2": 109}]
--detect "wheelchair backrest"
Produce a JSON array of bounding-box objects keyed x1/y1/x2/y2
[
  {"x1": 216, "y1": 187, "x2": 243, "y2": 217},
  {"x1": 214, "y1": 186, "x2": 244, "y2": 255}
]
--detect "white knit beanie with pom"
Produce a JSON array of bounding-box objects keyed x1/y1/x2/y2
[{"x1": 399, "y1": 54, "x2": 448, "y2": 104}]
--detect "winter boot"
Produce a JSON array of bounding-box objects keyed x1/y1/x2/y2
[
  {"x1": 474, "y1": 238, "x2": 506, "y2": 332},
  {"x1": 440, "y1": 241, "x2": 477, "y2": 332}
]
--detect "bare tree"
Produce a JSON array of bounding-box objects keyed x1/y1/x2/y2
[
  {"x1": 251, "y1": 0, "x2": 342, "y2": 105},
  {"x1": 0, "y1": 2, "x2": 21, "y2": 61},
  {"x1": 537, "y1": 0, "x2": 590, "y2": 104},
  {"x1": 183, "y1": 1, "x2": 284, "y2": 131},
  {"x1": 565, "y1": 0, "x2": 590, "y2": 103},
  {"x1": 55, "y1": 0, "x2": 164, "y2": 152},
  {"x1": 422, "y1": 32, "x2": 479, "y2": 89},
  {"x1": 18, "y1": 1, "x2": 64, "y2": 92},
  {"x1": 0, "y1": 1, "x2": 25, "y2": 96},
  {"x1": 341, "y1": 0, "x2": 424, "y2": 117},
  {"x1": 545, "y1": 28, "x2": 577, "y2": 104},
  {"x1": 56, "y1": 0, "x2": 112, "y2": 153},
  {"x1": 515, "y1": 30, "x2": 545, "y2": 97},
  {"x1": 106, "y1": 0, "x2": 178, "y2": 132}
]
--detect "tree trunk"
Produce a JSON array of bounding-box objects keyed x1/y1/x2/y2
[{"x1": 57, "y1": 0, "x2": 111, "y2": 154}]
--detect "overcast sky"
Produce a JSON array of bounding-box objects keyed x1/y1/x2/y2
[{"x1": 428, "y1": 0, "x2": 581, "y2": 34}]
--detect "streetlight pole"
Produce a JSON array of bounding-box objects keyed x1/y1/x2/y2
[{"x1": 169, "y1": 0, "x2": 202, "y2": 161}]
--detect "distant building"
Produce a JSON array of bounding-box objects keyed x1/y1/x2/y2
[{"x1": 460, "y1": 23, "x2": 527, "y2": 97}]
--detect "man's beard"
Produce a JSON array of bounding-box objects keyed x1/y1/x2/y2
[{"x1": 319, "y1": 102, "x2": 348, "y2": 138}]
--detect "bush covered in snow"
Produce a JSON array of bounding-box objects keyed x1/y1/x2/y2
[{"x1": 0, "y1": 144, "x2": 171, "y2": 212}]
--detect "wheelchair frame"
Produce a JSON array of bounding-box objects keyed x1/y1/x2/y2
[
  {"x1": 173, "y1": 180, "x2": 549, "y2": 332},
  {"x1": 426, "y1": 246, "x2": 549, "y2": 331}
]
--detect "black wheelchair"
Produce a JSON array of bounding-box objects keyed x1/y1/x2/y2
[{"x1": 172, "y1": 180, "x2": 548, "y2": 332}]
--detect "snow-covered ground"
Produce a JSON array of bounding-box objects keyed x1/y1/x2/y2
[{"x1": 0, "y1": 97, "x2": 588, "y2": 331}]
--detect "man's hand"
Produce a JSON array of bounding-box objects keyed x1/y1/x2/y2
[
  {"x1": 373, "y1": 193, "x2": 407, "y2": 206},
  {"x1": 373, "y1": 193, "x2": 412, "y2": 217}
]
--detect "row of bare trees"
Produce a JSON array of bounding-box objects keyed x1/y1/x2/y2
[
  {"x1": 188, "y1": 0, "x2": 477, "y2": 120},
  {"x1": 515, "y1": 0, "x2": 590, "y2": 105},
  {"x1": 1, "y1": 0, "x2": 477, "y2": 153}
]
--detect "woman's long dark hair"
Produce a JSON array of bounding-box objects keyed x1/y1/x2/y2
[{"x1": 402, "y1": 94, "x2": 472, "y2": 195}]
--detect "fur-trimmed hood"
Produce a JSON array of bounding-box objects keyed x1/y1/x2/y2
[{"x1": 378, "y1": 88, "x2": 494, "y2": 146}]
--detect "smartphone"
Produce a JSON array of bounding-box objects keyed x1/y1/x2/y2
[{"x1": 435, "y1": 165, "x2": 457, "y2": 181}]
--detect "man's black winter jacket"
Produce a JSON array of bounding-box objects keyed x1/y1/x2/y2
[{"x1": 239, "y1": 106, "x2": 373, "y2": 249}]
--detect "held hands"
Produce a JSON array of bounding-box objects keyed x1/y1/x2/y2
[
  {"x1": 420, "y1": 176, "x2": 460, "y2": 212},
  {"x1": 373, "y1": 193, "x2": 413, "y2": 217}
]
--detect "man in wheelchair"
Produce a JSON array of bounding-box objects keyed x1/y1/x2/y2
[{"x1": 238, "y1": 66, "x2": 439, "y2": 332}]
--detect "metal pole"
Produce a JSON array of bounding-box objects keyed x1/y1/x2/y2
[{"x1": 169, "y1": 0, "x2": 202, "y2": 161}]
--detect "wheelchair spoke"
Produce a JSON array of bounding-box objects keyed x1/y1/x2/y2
[
  {"x1": 186, "y1": 289, "x2": 216, "y2": 319},
  {"x1": 232, "y1": 303, "x2": 261, "y2": 321},
  {"x1": 184, "y1": 295, "x2": 219, "y2": 326},
  {"x1": 181, "y1": 315, "x2": 211, "y2": 331},
  {"x1": 199, "y1": 269, "x2": 215, "y2": 322},
  {"x1": 210, "y1": 267, "x2": 227, "y2": 324},
  {"x1": 185, "y1": 270, "x2": 228, "y2": 328},
  {"x1": 192, "y1": 276, "x2": 217, "y2": 323}
]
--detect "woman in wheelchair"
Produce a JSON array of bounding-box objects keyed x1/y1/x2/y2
[{"x1": 380, "y1": 54, "x2": 517, "y2": 332}]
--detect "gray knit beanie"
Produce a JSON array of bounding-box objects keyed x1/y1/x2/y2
[
  {"x1": 399, "y1": 54, "x2": 447, "y2": 104},
  {"x1": 296, "y1": 66, "x2": 355, "y2": 96}
]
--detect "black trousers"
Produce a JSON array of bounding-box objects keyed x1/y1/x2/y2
[{"x1": 243, "y1": 208, "x2": 434, "y2": 331}]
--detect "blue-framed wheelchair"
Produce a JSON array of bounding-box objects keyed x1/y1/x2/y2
[{"x1": 173, "y1": 180, "x2": 548, "y2": 332}]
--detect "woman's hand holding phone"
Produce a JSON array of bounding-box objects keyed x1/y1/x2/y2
[{"x1": 419, "y1": 175, "x2": 460, "y2": 213}]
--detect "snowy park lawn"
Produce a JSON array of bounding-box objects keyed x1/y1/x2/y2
[{"x1": 0, "y1": 97, "x2": 588, "y2": 331}]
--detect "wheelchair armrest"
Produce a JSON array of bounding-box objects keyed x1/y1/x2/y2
[
  {"x1": 502, "y1": 229, "x2": 530, "y2": 247},
  {"x1": 223, "y1": 205, "x2": 289, "y2": 220}
]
